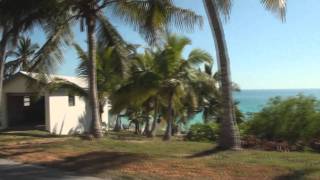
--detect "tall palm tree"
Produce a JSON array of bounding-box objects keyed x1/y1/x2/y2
[
  {"x1": 52, "y1": 0, "x2": 203, "y2": 138},
  {"x1": 4, "y1": 37, "x2": 39, "y2": 78},
  {"x1": 203, "y1": 0, "x2": 287, "y2": 150}
]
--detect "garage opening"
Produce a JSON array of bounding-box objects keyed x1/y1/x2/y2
[{"x1": 7, "y1": 94, "x2": 45, "y2": 130}]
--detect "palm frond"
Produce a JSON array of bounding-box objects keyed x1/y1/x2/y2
[
  {"x1": 96, "y1": 13, "x2": 129, "y2": 50},
  {"x1": 187, "y1": 49, "x2": 213, "y2": 66},
  {"x1": 46, "y1": 78, "x2": 88, "y2": 97},
  {"x1": 74, "y1": 43, "x2": 89, "y2": 77},
  {"x1": 214, "y1": 0, "x2": 232, "y2": 19},
  {"x1": 261, "y1": 0, "x2": 286, "y2": 21},
  {"x1": 4, "y1": 59, "x2": 20, "y2": 77},
  {"x1": 110, "y1": 0, "x2": 203, "y2": 44},
  {"x1": 29, "y1": 21, "x2": 73, "y2": 74}
]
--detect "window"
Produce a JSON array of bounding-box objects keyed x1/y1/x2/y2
[
  {"x1": 24, "y1": 96, "x2": 31, "y2": 107},
  {"x1": 68, "y1": 95, "x2": 75, "y2": 106}
]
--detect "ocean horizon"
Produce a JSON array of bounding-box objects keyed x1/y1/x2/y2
[
  {"x1": 184, "y1": 88, "x2": 320, "y2": 126},
  {"x1": 235, "y1": 88, "x2": 320, "y2": 114}
]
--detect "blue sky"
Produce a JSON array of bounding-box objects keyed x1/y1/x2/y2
[{"x1": 30, "y1": 0, "x2": 320, "y2": 90}]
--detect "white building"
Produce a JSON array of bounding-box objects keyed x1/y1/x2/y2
[{"x1": 0, "y1": 71, "x2": 109, "y2": 135}]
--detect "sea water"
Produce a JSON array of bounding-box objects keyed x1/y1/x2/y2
[
  {"x1": 235, "y1": 89, "x2": 320, "y2": 114},
  {"x1": 186, "y1": 89, "x2": 320, "y2": 126}
]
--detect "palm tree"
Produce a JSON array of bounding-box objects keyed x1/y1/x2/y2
[
  {"x1": 203, "y1": 0, "x2": 287, "y2": 150},
  {"x1": 111, "y1": 34, "x2": 213, "y2": 141},
  {"x1": 4, "y1": 37, "x2": 39, "y2": 78},
  {"x1": 51, "y1": 0, "x2": 203, "y2": 138},
  {"x1": 198, "y1": 64, "x2": 243, "y2": 124},
  {"x1": 0, "y1": 0, "x2": 73, "y2": 111},
  {"x1": 77, "y1": 44, "x2": 131, "y2": 119},
  {"x1": 159, "y1": 35, "x2": 213, "y2": 140},
  {"x1": 129, "y1": 49, "x2": 161, "y2": 137}
]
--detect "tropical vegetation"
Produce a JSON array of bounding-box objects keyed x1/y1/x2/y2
[
  {"x1": 185, "y1": 123, "x2": 220, "y2": 142},
  {"x1": 0, "y1": 0, "x2": 293, "y2": 151},
  {"x1": 3, "y1": 0, "x2": 320, "y2": 179},
  {"x1": 4, "y1": 37, "x2": 39, "y2": 78},
  {"x1": 54, "y1": 34, "x2": 219, "y2": 141},
  {"x1": 0, "y1": 0, "x2": 203, "y2": 138},
  {"x1": 110, "y1": 34, "x2": 215, "y2": 140},
  {"x1": 0, "y1": 0, "x2": 72, "y2": 111},
  {"x1": 244, "y1": 95, "x2": 320, "y2": 144}
]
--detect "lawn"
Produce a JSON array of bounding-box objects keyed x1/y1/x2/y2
[{"x1": 0, "y1": 130, "x2": 320, "y2": 180}]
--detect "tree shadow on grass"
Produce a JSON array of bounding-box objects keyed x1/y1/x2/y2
[
  {"x1": 41, "y1": 151, "x2": 149, "y2": 176},
  {"x1": 0, "y1": 130, "x2": 60, "y2": 138},
  {"x1": 186, "y1": 147, "x2": 223, "y2": 159},
  {"x1": 0, "y1": 164, "x2": 78, "y2": 180},
  {"x1": 0, "y1": 149, "x2": 44, "y2": 158},
  {"x1": 107, "y1": 131, "x2": 148, "y2": 141},
  {"x1": 0, "y1": 141, "x2": 51, "y2": 159},
  {"x1": 1, "y1": 143, "x2": 149, "y2": 178},
  {"x1": 273, "y1": 168, "x2": 318, "y2": 180}
]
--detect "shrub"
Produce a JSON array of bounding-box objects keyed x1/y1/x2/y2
[
  {"x1": 245, "y1": 95, "x2": 320, "y2": 144},
  {"x1": 185, "y1": 123, "x2": 219, "y2": 142}
]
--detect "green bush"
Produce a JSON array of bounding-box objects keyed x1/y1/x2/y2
[
  {"x1": 185, "y1": 123, "x2": 219, "y2": 142},
  {"x1": 245, "y1": 95, "x2": 320, "y2": 143}
]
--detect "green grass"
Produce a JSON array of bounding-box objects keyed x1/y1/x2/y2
[{"x1": 0, "y1": 130, "x2": 320, "y2": 179}]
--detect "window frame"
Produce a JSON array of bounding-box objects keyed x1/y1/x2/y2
[
  {"x1": 23, "y1": 96, "x2": 31, "y2": 107},
  {"x1": 68, "y1": 95, "x2": 75, "y2": 107}
]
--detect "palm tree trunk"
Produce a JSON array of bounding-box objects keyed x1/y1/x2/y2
[
  {"x1": 143, "y1": 117, "x2": 150, "y2": 135},
  {"x1": 0, "y1": 29, "x2": 8, "y2": 110},
  {"x1": 203, "y1": 0, "x2": 241, "y2": 150},
  {"x1": 0, "y1": 60, "x2": 5, "y2": 108},
  {"x1": 113, "y1": 115, "x2": 122, "y2": 131},
  {"x1": 86, "y1": 15, "x2": 103, "y2": 138},
  {"x1": 99, "y1": 101, "x2": 105, "y2": 128},
  {"x1": 203, "y1": 109, "x2": 209, "y2": 124},
  {"x1": 163, "y1": 91, "x2": 174, "y2": 141},
  {"x1": 148, "y1": 98, "x2": 159, "y2": 138},
  {"x1": 134, "y1": 119, "x2": 141, "y2": 135}
]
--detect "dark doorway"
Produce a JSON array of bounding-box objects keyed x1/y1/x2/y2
[{"x1": 7, "y1": 94, "x2": 45, "y2": 129}]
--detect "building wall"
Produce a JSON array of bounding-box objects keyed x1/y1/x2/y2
[
  {"x1": 0, "y1": 74, "x2": 110, "y2": 135},
  {"x1": 0, "y1": 75, "x2": 43, "y2": 129},
  {"x1": 48, "y1": 91, "x2": 109, "y2": 135},
  {"x1": 48, "y1": 91, "x2": 89, "y2": 135}
]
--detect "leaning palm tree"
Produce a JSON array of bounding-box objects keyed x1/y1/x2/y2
[
  {"x1": 203, "y1": 0, "x2": 287, "y2": 150},
  {"x1": 49, "y1": 0, "x2": 203, "y2": 138},
  {"x1": 4, "y1": 37, "x2": 39, "y2": 78}
]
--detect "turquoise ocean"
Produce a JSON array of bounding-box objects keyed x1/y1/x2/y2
[
  {"x1": 235, "y1": 89, "x2": 320, "y2": 114},
  {"x1": 187, "y1": 89, "x2": 320, "y2": 126}
]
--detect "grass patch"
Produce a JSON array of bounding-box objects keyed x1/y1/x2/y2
[{"x1": 0, "y1": 130, "x2": 320, "y2": 179}]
